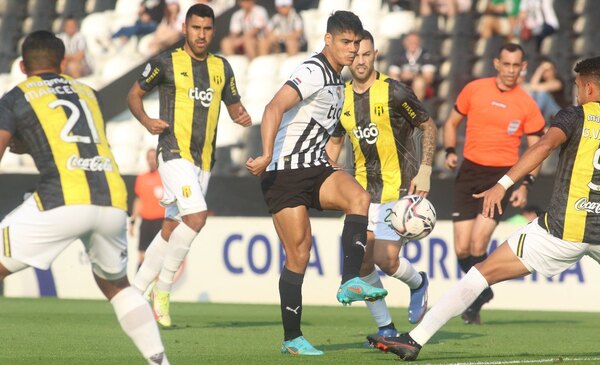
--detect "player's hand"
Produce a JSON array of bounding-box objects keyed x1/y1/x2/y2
[
  {"x1": 509, "y1": 185, "x2": 528, "y2": 208},
  {"x1": 233, "y1": 105, "x2": 252, "y2": 127},
  {"x1": 142, "y1": 118, "x2": 170, "y2": 135},
  {"x1": 246, "y1": 155, "x2": 271, "y2": 176},
  {"x1": 445, "y1": 153, "x2": 458, "y2": 169},
  {"x1": 409, "y1": 165, "x2": 431, "y2": 197},
  {"x1": 473, "y1": 184, "x2": 506, "y2": 219}
]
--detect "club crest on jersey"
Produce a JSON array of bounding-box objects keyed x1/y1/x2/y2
[
  {"x1": 182, "y1": 186, "x2": 192, "y2": 198},
  {"x1": 374, "y1": 104, "x2": 385, "y2": 116},
  {"x1": 507, "y1": 120, "x2": 521, "y2": 135},
  {"x1": 213, "y1": 74, "x2": 223, "y2": 85},
  {"x1": 188, "y1": 87, "x2": 214, "y2": 107},
  {"x1": 353, "y1": 122, "x2": 379, "y2": 144}
]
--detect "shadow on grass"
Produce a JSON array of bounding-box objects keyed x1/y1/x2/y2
[
  {"x1": 204, "y1": 321, "x2": 281, "y2": 328},
  {"x1": 484, "y1": 318, "x2": 576, "y2": 326},
  {"x1": 427, "y1": 330, "x2": 485, "y2": 344}
]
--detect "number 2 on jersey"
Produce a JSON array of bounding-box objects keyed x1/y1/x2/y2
[{"x1": 49, "y1": 98, "x2": 100, "y2": 144}]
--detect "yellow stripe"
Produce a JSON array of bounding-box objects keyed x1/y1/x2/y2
[
  {"x1": 516, "y1": 234, "x2": 525, "y2": 258},
  {"x1": 201, "y1": 55, "x2": 224, "y2": 171},
  {"x1": 19, "y1": 76, "x2": 90, "y2": 206},
  {"x1": 33, "y1": 192, "x2": 43, "y2": 210},
  {"x1": 3, "y1": 227, "x2": 10, "y2": 257},
  {"x1": 563, "y1": 103, "x2": 599, "y2": 241},
  {"x1": 341, "y1": 84, "x2": 367, "y2": 189},
  {"x1": 372, "y1": 76, "x2": 400, "y2": 203},
  {"x1": 172, "y1": 49, "x2": 195, "y2": 163}
]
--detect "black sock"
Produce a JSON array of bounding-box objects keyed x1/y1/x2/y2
[
  {"x1": 471, "y1": 253, "x2": 487, "y2": 266},
  {"x1": 280, "y1": 266, "x2": 304, "y2": 341},
  {"x1": 458, "y1": 256, "x2": 472, "y2": 274},
  {"x1": 341, "y1": 214, "x2": 368, "y2": 283},
  {"x1": 379, "y1": 322, "x2": 396, "y2": 331}
]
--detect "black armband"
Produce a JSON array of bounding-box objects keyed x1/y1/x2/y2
[
  {"x1": 522, "y1": 174, "x2": 536, "y2": 189},
  {"x1": 445, "y1": 147, "x2": 456, "y2": 158}
]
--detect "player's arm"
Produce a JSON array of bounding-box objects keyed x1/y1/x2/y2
[
  {"x1": 226, "y1": 102, "x2": 252, "y2": 127},
  {"x1": 443, "y1": 108, "x2": 464, "y2": 169},
  {"x1": 411, "y1": 117, "x2": 437, "y2": 196},
  {"x1": 127, "y1": 82, "x2": 169, "y2": 135},
  {"x1": 509, "y1": 132, "x2": 543, "y2": 207},
  {"x1": 325, "y1": 135, "x2": 344, "y2": 168},
  {"x1": 0, "y1": 129, "x2": 11, "y2": 162},
  {"x1": 474, "y1": 127, "x2": 566, "y2": 218},
  {"x1": 245, "y1": 84, "x2": 300, "y2": 176}
]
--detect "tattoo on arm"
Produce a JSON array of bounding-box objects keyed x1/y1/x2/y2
[{"x1": 420, "y1": 119, "x2": 437, "y2": 166}]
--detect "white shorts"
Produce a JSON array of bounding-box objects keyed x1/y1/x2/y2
[
  {"x1": 158, "y1": 154, "x2": 210, "y2": 219},
  {"x1": 0, "y1": 196, "x2": 128, "y2": 280},
  {"x1": 507, "y1": 218, "x2": 600, "y2": 278},
  {"x1": 368, "y1": 201, "x2": 401, "y2": 241}
]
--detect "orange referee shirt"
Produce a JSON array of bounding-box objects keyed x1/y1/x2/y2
[
  {"x1": 134, "y1": 170, "x2": 165, "y2": 220},
  {"x1": 456, "y1": 77, "x2": 545, "y2": 167}
]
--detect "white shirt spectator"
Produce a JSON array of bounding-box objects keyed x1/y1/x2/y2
[
  {"x1": 229, "y1": 4, "x2": 268, "y2": 35},
  {"x1": 268, "y1": 7, "x2": 303, "y2": 38}
]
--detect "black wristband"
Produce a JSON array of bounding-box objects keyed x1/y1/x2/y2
[
  {"x1": 445, "y1": 147, "x2": 456, "y2": 158},
  {"x1": 523, "y1": 174, "x2": 536, "y2": 186}
]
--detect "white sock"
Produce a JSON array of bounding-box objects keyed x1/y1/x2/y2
[
  {"x1": 391, "y1": 257, "x2": 422, "y2": 289},
  {"x1": 361, "y1": 270, "x2": 392, "y2": 328},
  {"x1": 133, "y1": 233, "x2": 168, "y2": 292},
  {"x1": 110, "y1": 287, "x2": 170, "y2": 364},
  {"x1": 410, "y1": 267, "x2": 489, "y2": 345},
  {"x1": 157, "y1": 223, "x2": 197, "y2": 292}
]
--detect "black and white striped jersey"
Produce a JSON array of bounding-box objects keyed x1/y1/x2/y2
[{"x1": 267, "y1": 53, "x2": 345, "y2": 171}]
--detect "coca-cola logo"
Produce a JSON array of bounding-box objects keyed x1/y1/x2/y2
[
  {"x1": 574, "y1": 197, "x2": 600, "y2": 214},
  {"x1": 67, "y1": 155, "x2": 114, "y2": 172}
]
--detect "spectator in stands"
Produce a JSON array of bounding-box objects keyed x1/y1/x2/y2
[
  {"x1": 145, "y1": 0, "x2": 183, "y2": 56},
  {"x1": 518, "y1": 0, "x2": 559, "y2": 52},
  {"x1": 479, "y1": 0, "x2": 520, "y2": 41},
  {"x1": 387, "y1": 31, "x2": 437, "y2": 101},
  {"x1": 259, "y1": 0, "x2": 306, "y2": 56},
  {"x1": 522, "y1": 58, "x2": 568, "y2": 124},
  {"x1": 112, "y1": 0, "x2": 166, "y2": 46},
  {"x1": 220, "y1": 0, "x2": 269, "y2": 59},
  {"x1": 57, "y1": 17, "x2": 91, "y2": 78}
]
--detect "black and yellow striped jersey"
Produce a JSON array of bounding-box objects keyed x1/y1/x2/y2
[
  {"x1": 138, "y1": 48, "x2": 241, "y2": 171},
  {"x1": 0, "y1": 73, "x2": 127, "y2": 211},
  {"x1": 333, "y1": 72, "x2": 430, "y2": 203},
  {"x1": 539, "y1": 101, "x2": 600, "y2": 244}
]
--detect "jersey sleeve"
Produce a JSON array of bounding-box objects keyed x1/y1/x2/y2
[
  {"x1": 331, "y1": 121, "x2": 346, "y2": 137},
  {"x1": 523, "y1": 96, "x2": 546, "y2": 134},
  {"x1": 551, "y1": 106, "x2": 581, "y2": 139},
  {"x1": 221, "y1": 59, "x2": 242, "y2": 105},
  {"x1": 137, "y1": 56, "x2": 165, "y2": 91},
  {"x1": 284, "y1": 62, "x2": 325, "y2": 101},
  {"x1": 134, "y1": 175, "x2": 142, "y2": 198},
  {"x1": 0, "y1": 92, "x2": 16, "y2": 134},
  {"x1": 390, "y1": 79, "x2": 430, "y2": 127},
  {"x1": 455, "y1": 80, "x2": 475, "y2": 115}
]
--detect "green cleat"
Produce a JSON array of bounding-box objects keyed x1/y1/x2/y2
[
  {"x1": 336, "y1": 277, "x2": 388, "y2": 305},
  {"x1": 151, "y1": 287, "x2": 172, "y2": 328},
  {"x1": 280, "y1": 336, "x2": 324, "y2": 356}
]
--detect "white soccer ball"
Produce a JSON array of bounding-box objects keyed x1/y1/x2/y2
[{"x1": 390, "y1": 195, "x2": 437, "y2": 240}]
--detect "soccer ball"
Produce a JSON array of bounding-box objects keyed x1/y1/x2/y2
[{"x1": 390, "y1": 195, "x2": 436, "y2": 240}]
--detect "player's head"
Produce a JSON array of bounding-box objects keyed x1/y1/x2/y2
[
  {"x1": 20, "y1": 30, "x2": 65, "y2": 75},
  {"x1": 493, "y1": 43, "x2": 526, "y2": 90},
  {"x1": 574, "y1": 56, "x2": 600, "y2": 105},
  {"x1": 350, "y1": 30, "x2": 377, "y2": 83},
  {"x1": 183, "y1": 3, "x2": 215, "y2": 58},
  {"x1": 324, "y1": 11, "x2": 363, "y2": 69}
]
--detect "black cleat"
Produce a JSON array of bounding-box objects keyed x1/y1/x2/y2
[
  {"x1": 367, "y1": 332, "x2": 422, "y2": 361},
  {"x1": 462, "y1": 287, "x2": 494, "y2": 325}
]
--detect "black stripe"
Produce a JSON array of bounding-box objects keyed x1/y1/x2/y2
[
  {"x1": 191, "y1": 60, "x2": 209, "y2": 166},
  {"x1": 286, "y1": 118, "x2": 318, "y2": 169},
  {"x1": 304, "y1": 60, "x2": 329, "y2": 84},
  {"x1": 316, "y1": 53, "x2": 339, "y2": 83},
  {"x1": 285, "y1": 80, "x2": 303, "y2": 100}
]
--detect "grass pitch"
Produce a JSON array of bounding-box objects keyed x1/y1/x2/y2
[{"x1": 0, "y1": 297, "x2": 598, "y2": 365}]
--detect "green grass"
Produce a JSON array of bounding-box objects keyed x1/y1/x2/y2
[{"x1": 0, "y1": 297, "x2": 599, "y2": 365}]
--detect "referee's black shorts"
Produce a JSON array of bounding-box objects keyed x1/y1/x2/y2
[
  {"x1": 261, "y1": 164, "x2": 336, "y2": 214},
  {"x1": 453, "y1": 159, "x2": 515, "y2": 222}
]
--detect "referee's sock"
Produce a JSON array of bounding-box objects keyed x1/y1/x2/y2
[
  {"x1": 341, "y1": 214, "x2": 368, "y2": 283},
  {"x1": 280, "y1": 266, "x2": 304, "y2": 341}
]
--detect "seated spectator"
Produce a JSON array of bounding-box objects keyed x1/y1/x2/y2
[
  {"x1": 57, "y1": 17, "x2": 91, "y2": 78},
  {"x1": 220, "y1": 0, "x2": 269, "y2": 59},
  {"x1": 112, "y1": 0, "x2": 165, "y2": 46},
  {"x1": 518, "y1": 0, "x2": 558, "y2": 52},
  {"x1": 387, "y1": 31, "x2": 437, "y2": 100},
  {"x1": 259, "y1": 0, "x2": 306, "y2": 56},
  {"x1": 145, "y1": 0, "x2": 183, "y2": 56},
  {"x1": 479, "y1": 0, "x2": 520, "y2": 41},
  {"x1": 522, "y1": 58, "x2": 568, "y2": 124}
]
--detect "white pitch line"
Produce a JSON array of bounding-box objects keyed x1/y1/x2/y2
[{"x1": 420, "y1": 357, "x2": 600, "y2": 365}]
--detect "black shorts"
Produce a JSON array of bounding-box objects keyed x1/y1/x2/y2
[
  {"x1": 261, "y1": 165, "x2": 336, "y2": 214},
  {"x1": 138, "y1": 218, "x2": 163, "y2": 251},
  {"x1": 453, "y1": 159, "x2": 515, "y2": 222}
]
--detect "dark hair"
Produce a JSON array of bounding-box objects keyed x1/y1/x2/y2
[
  {"x1": 326, "y1": 10, "x2": 363, "y2": 36},
  {"x1": 186, "y1": 3, "x2": 215, "y2": 22},
  {"x1": 21, "y1": 30, "x2": 65, "y2": 73},
  {"x1": 497, "y1": 43, "x2": 525, "y2": 59},
  {"x1": 574, "y1": 56, "x2": 600, "y2": 85},
  {"x1": 361, "y1": 30, "x2": 374, "y2": 47}
]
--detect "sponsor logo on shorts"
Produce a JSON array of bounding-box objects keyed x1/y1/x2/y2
[
  {"x1": 188, "y1": 87, "x2": 214, "y2": 107},
  {"x1": 574, "y1": 197, "x2": 600, "y2": 214},
  {"x1": 353, "y1": 123, "x2": 379, "y2": 144},
  {"x1": 66, "y1": 155, "x2": 114, "y2": 172},
  {"x1": 182, "y1": 185, "x2": 192, "y2": 198}
]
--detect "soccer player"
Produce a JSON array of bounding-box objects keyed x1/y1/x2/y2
[
  {"x1": 246, "y1": 11, "x2": 388, "y2": 356},
  {"x1": 128, "y1": 3, "x2": 252, "y2": 327},
  {"x1": 443, "y1": 43, "x2": 545, "y2": 324},
  {"x1": 326, "y1": 31, "x2": 436, "y2": 338},
  {"x1": 0, "y1": 31, "x2": 169, "y2": 365},
  {"x1": 367, "y1": 56, "x2": 600, "y2": 361}
]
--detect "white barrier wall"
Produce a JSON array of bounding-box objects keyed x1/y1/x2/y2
[{"x1": 5, "y1": 218, "x2": 600, "y2": 312}]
